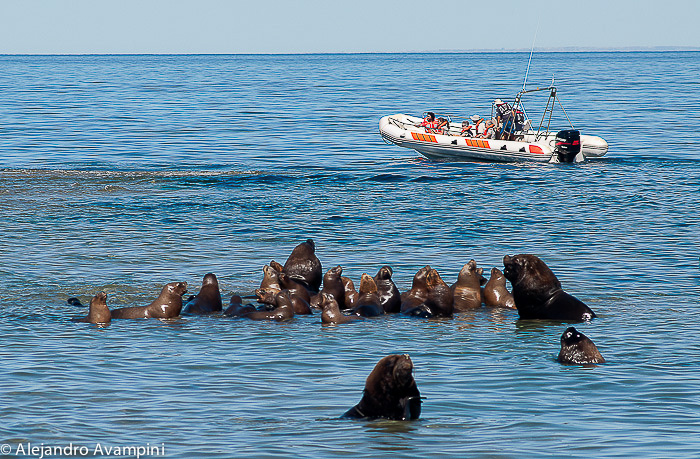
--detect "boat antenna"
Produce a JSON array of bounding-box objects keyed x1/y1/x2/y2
[{"x1": 521, "y1": 17, "x2": 541, "y2": 91}]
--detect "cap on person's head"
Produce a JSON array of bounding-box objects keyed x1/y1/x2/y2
[
  {"x1": 493, "y1": 99, "x2": 504, "y2": 106},
  {"x1": 470, "y1": 114, "x2": 481, "y2": 122}
]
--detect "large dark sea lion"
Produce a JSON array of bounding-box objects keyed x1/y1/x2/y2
[
  {"x1": 283, "y1": 239, "x2": 323, "y2": 292},
  {"x1": 374, "y1": 266, "x2": 401, "y2": 314},
  {"x1": 182, "y1": 273, "x2": 222, "y2": 315},
  {"x1": 342, "y1": 354, "x2": 422, "y2": 420},
  {"x1": 451, "y1": 260, "x2": 484, "y2": 311},
  {"x1": 352, "y1": 274, "x2": 384, "y2": 317},
  {"x1": 71, "y1": 292, "x2": 110, "y2": 325},
  {"x1": 321, "y1": 293, "x2": 362, "y2": 324},
  {"x1": 558, "y1": 327, "x2": 605, "y2": 364},
  {"x1": 400, "y1": 266, "x2": 431, "y2": 312},
  {"x1": 482, "y1": 267, "x2": 516, "y2": 309},
  {"x1": 503, "y1": 254, "x2": 596, "y2": 321},
  {"x1": 110, "y1": 282, "x2": 188, "y2": 319}
]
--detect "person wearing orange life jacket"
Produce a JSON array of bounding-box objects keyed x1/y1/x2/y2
[
  {"x1": 415, "y1": 112, "x2": 439, "y2": 133},
  {"x1": 461, "y1": 114, "x2": 488, "y2": 137},
  {"x1": 436, "y1": 117, "x2": 450, "y2": 135}
]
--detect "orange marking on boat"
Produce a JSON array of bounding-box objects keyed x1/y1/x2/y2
[
  {"x1": 529, "y1": 145, "x2": 544, "y2": 154},
  {"x1": 411, "y1": 132, "x2": 436, "y2": 142}
]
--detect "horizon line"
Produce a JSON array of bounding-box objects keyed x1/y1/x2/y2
[{"x1": 1, "y1": 46, "x2": 699, "y2": 56}]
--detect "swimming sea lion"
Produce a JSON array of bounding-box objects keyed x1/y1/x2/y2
[
  {"x1": 503, "y1": 254, "x2": 596, "y2": 321},
  {"x1": 110, "y1": 282, "x2": 188, "y2": 319},
  {"x1": 482, "y1": 267, "x2": 516, "y2": 309},
  {"x1": 223, "y1": 295, "x2": 256, "y2": 317},
  {"x1": 400, "y1": 266, "x2": 431, "y2": 312},
  {"x1": 342, "y1": 354, "x2": 422, "y2": 420},
  {"x1": 255, "y1": 287, "x2": 280, "y2": 306},
  {"x1": 71, "y1": 292, "x2": 110, "y2": 324},
  {"x1": 451, "y1": 260, "x2": 484, "y2": 311},
  {"x1": 283, "y1": 239, "x2": 323, "y2": 292},
  {"x1": 67, "y1": 297, "x2": 85, "y2": 307},
  {"x1": 321, "y1": 292, "x2": 362, "y2": 324},
  {"x1": 374, "y1": 266, "x2": 401, "y2": 314},
  {"x1": 182, "y1": 273, "x2": 222, "y2": 315},
  {"x1": 352, "y1": 274, "x2": 384, "y2": 317},
  {"x1": 341, "y1": 276, "x2": 359, "y2": 310},
  {"x1": 558, "y1": 327, "x2": 605, "y2": 364}
]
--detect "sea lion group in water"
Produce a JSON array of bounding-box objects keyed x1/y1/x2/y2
[{"x1": 67, "y1": 240, "x2": 607, "y2": 421}]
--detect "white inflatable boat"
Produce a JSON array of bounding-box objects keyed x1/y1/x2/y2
[{"x1": 379, "y1": 87, "x2": 608, "y2": 163}]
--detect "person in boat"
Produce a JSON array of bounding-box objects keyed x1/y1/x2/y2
[
  {"x1": 415, "y1": 112, "x2": 439, "y2": 133},
  {"x1": 436, "y1": 117, "x2": 450, "y2": 135},
  {"x1": 460, "y1": 114, "x2": 485, "y2": 137},
  {"x1": 493, "y1": 99, "x2": 515, "y2": 140}
]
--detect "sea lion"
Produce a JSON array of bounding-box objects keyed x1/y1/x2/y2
[
  {"x1": 352, "y1": 274, "x2": 384, "y2": 317},
  {"x1": 223, "y1": 295, "x2": 257, "y2": 317},
  {"x1": 341, "y1": 276, "x2": 359, "y2": 310},
  {"x1": 110, "y1": 282, "x2": 188, "y2": 319},
  {"x1": 282, "y1": 239, "x2": 323, "y2": 292},
  {"x1": 342, "y1": 354, "x2": 422, "y2": 420},
  {"x1": 404, "y1": 269, "x2": 454, "y2": 318},
  {"x1": 244, "y1": 290, "x2": 295, "y2": 321},
  {"x1": 400, "y1": 266, "x2": 431, "y2": 312},
  {"x1": 321, "y1": 293, "x2": 362, "y2": 324},
  {"x1": 558, "y1": 327, "x2": 605, "y2": 364},
  {"x1": 374, "y1": 266, "x2": 401, "y2": 314},
  {"x1": 482, "y1": 267, "x2": 516, "y2": 309},
  {"x1": 503, "y1": 254, "x2": 596, "y2": 321},
  {"x1": 182, "y1": 273, "x2": 222, "y2": 315},
  {"x1": 67, "y1": 297, "x2": 85, "y2": 307},
  {"x1": 451, "y1": 260, "x2": 484, "y2": 311},
  {"x1": 71, "y1": 292, "x2": 111, "y2": 324},
  {"x1": 318, "y1": 265, "x2": 346, "y2": 308}
]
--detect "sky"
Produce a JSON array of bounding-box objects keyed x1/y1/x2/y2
[{"x1": 1, "y1": 0, "x2": 699, "y2": 54}]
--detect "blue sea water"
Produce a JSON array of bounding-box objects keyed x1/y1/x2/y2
[{"x1": 0, "y1": 52, "x2": 699, "y2": 458}]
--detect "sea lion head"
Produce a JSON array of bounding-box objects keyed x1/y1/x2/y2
[
  {"x1": 426, "y1": 269, "x2": 447, "y2": 289},
  {"x1": 457, "y1": 260, "x2": 485, "y2": 285},
  {"x1": 269, "y1": 260, "x2": 284, "y2": 273},
  {"x1": 490, "y1": 266, "x2": 505, "y2": 281},
  {"x1": 411, "y1": 266, "x2": 431, "y2": 289},
  {"x1": 325, "y1": 265, "x2": 343, "y2": 280},
  {"x1": 367, "y1": 354, "x2": 416, "y2": 394},
  {"x1": 88, "y1": 291, "x2": 110, "y2": 323},
  {"x1": 202, "y1": 273, "x2": 218, "y2": 286},
  {"x1": 263, "y1": 265, "x2": 279, "y2": 279},
  {"x1": 558, "y1": 327, "x2": 606, "y2": 365},
  {"x1": 503, "y1": 254, "x2": 561, "y2": 291},
  {"x1": 375, "y1": 266, "x2": 393, "y2": 281},
  {"x1": 359, "y1": 273, "x2": 378, "y2": 295},
  {"x1": 165, "y1": 281, "x2": 188, "y2": 297}
]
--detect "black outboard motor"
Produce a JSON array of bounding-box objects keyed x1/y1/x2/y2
[{"x1": 555, "y1": 129, "x2": 581, "y2": 163}]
